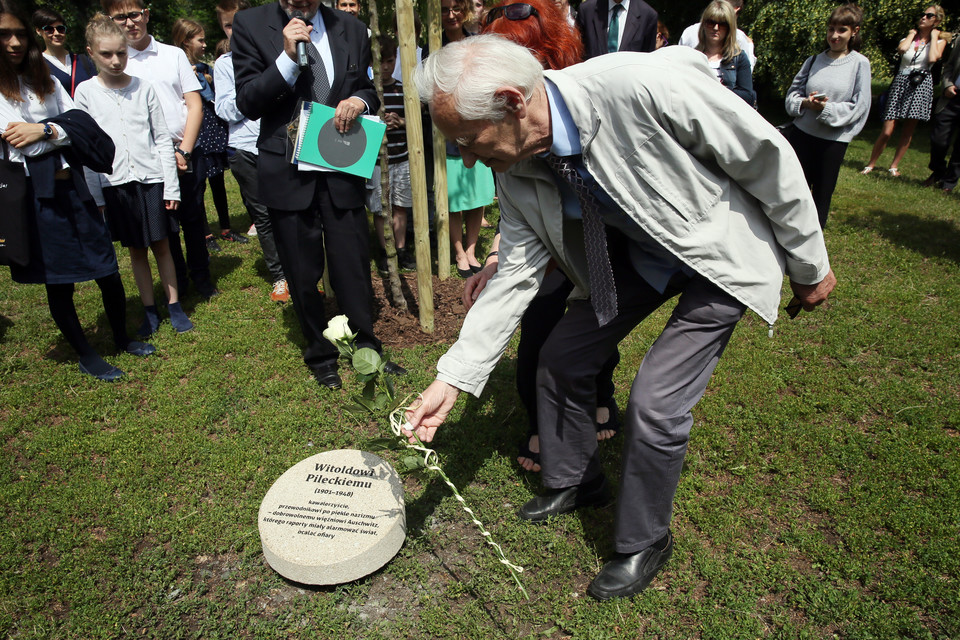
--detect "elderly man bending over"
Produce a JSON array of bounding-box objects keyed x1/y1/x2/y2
[{"x1": 403, "y1": 35, "x2": 835, "y2": 600}]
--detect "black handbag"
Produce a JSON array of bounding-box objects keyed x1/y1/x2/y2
[{"x1": 0, "y1": 139, "x2": 31, "y2": 267}]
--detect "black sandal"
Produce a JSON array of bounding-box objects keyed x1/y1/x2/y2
[{"x1": 596, "y1": 397, "x2": 621, "y2": 439}]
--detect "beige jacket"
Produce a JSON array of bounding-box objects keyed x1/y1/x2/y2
[{"x1": 437, "y1": 46, "x2": 829, "y2": 396}]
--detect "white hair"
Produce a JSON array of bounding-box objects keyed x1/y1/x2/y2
[{"x1": 414, "y1": 34, "x2": 544, "y2": 122}]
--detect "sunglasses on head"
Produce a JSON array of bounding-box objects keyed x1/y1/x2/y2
[
  {"x1": 483, "y1": 3, "x2": 539, "y2": 28},
  {"x1": 921, "y1": 12, "x2": 937, "y2": 19},
  {"x1": 41, "y1": 24, "x2": 66, "y2": 35}
]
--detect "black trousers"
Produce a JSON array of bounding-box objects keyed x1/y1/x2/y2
[
  {"x1": 516, "y1": 269, "x2": 619, "y2": 434},
  {"x1": 168, "y1": 164, "x2": 213, "y2": 292},
  {"x1": 789, "y1": 128, "x2": 849, "y2": 229},
  {"x1": 269, "y1": 175, "x2": 380, "y2": 370},
  {"x1": 929, "y1": 97, "x2": 960, "y2": 190}
]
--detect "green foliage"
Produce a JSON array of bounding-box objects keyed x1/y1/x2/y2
[
  {"x1": 752, "y1": 0, "x2": 835, "y2": 96},
  {"x1": 751, "y1": 0, "x2": 960, "y2": 98},
  {"x1": 1, "y1": 37, "x2": 959, "y2": 640},
  {"x1": 19, "y1": 0, "x2": 233, "y2": 59}
]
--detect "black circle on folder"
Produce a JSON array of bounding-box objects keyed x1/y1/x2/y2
[{"x1": 317, "y1": 119, "x2": 367, "y2": 168}]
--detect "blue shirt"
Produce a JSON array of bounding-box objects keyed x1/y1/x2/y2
[{"x1": 543, "y1": 78, "x2": 691, "y2": 293}]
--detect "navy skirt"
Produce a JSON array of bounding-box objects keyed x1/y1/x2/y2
[
  {"x1": 102, "y1": 181, "x2": 177, "y2": 248},
  {"x1": 10, "y1": 176, "x2": 118, "y2": 285}
]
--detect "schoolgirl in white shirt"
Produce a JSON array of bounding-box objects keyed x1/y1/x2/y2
[{"x1": 74, "y1": 14, "x2": 192, "y2": 334}]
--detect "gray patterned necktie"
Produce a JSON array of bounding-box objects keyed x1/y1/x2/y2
[
  {"x1": 545, "y1": 153, "x2": 618, "y2": 326},
  {"x1": 301, "y1": 42, "x2": 330, "y2": 104}
]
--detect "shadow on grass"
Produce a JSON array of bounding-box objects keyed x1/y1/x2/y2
[
  {"x1": 208, "y1": 254, "x2": 243, "y2": 294},
  {"x1": 0, "y1": 313, "x2": 12, "y2": 342},
  {"x1": 278, "y1": 301, "x2": 314, "y2": 368},
  {"x1": 840, "y1": 208, "x2": 960, "y2": 265}
]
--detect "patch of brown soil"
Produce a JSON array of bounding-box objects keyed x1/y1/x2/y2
[{"x1": 327, "y1": 272, "x2": 468, "y2": 350}]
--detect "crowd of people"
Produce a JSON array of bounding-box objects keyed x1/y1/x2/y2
[{"x1": 1, "y1": 0, "x2": 956, "y2": 603}]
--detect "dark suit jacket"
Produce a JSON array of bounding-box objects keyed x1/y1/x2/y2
[
  {"x1": 935, "y1": 41, "x2": 960, "y2": 114},
  {"x1": 576, "y1": 0, "x2": 658, "y2": 59},
  {"x1": 232, "y1": 2, "x2": 378, "y2": 211}
]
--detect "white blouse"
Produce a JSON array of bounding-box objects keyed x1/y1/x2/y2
[
  {"x1": 898, "y1": 40, "x2": 932, "y2": 74},
  {"x1": 0, "y1": 79, "x2": 72, "y2": 166}
]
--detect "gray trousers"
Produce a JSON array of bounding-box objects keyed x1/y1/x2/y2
[
  {"x1": 229, "y1": 148, "x2": 284, "y2": 283},
  {"x1": 536, "y1": 254, "x2": 745, "y2": 554}
]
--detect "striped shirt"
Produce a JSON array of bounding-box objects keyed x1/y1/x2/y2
[{"x1": 383, "y1": 79, "x2": 408, "y2": 164}]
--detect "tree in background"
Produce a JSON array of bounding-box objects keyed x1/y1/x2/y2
[
  {"x1": 20, "y1": 0, "x2": 224, "y2": 55},
  {"x1": 24, "y1": 0, "x2": 956, "y2": 110},
  {"x1": 751, "y1": 0, "x2": 956, "y2": 100}
]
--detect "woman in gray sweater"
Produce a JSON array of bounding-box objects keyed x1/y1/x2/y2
[{"x1": 784, "y1": 3, "x2": 871, "y2": 228}]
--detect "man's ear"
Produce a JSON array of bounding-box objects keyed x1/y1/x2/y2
[{"x1": 496, "y1": 86, "x2": 527, "y2": 118}]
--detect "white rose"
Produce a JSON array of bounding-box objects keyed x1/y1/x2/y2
[{"x1": 322, "y1": 315, "x2": 357, "y2": 345}]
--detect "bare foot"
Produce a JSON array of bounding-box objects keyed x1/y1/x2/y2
[
  {"x1": 596, "y1": 406, "x2": 615, "y2": 441},
  {"x1": 518, "y1": 434, "x2": 541, "y2": 472}
]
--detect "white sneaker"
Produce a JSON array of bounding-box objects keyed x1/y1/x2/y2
[
  {"x1": 247, "y1": 224, "x2": 258, "y2": 237},
  {"x1": 270, "y1": 279, "x2": 290, "y2": 303}
]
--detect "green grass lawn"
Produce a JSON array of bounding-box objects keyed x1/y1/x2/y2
[{"x1": 1, "y1": 122, "x2": 958, "y2": 639}]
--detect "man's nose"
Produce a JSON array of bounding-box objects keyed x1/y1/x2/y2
[{"x1": 459, "y1": 147, "x2": 478, "y2": 168}]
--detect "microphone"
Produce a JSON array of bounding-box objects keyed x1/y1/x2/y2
[{"x1": 292, "y1": 10, "x2": 309, "y2": 69}]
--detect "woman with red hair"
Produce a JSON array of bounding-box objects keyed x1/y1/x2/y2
[
  {"x1": 481, "y1": 0, "x2": 582, "y2": 69},
  {"x1": 465, "y1": 0, "x2": 619, "y2": 473}
]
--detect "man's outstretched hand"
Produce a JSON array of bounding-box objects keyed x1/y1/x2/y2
[{"x1": 402, "y1": 379, "x2": 461, "y2": 443}]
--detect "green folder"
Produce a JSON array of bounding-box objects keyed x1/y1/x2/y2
[{"x1": 295, "y1": 102, "x2": 386, "y2": 179}]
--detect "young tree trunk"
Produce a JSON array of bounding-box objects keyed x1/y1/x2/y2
[
  {"x1": 426, "y1": 0, "x2": 451, "y2": 280},
  {"x1": 397, "y1": 0, "x2": 435, "y2": 332},
  {"x1": 368, "y1": 0, "x2": 408, "y2": 312}
]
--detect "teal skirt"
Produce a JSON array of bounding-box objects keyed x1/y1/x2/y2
[{"x1": 446, "y1": 155, "x2": 495, "y2": 211}]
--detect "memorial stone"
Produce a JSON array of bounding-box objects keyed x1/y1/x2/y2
[{"x1": 259, "y1": 449, "x2": 405, "y2": 585}]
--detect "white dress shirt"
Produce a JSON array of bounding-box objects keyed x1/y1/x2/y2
[
  {"x1": 275, "y1": 10, "x2": 335, "y2": 89},
  {"x1": 0, "y1": 80, "x2": 72, "y2": 167},
  {"x1": 124, "y1": 36, "x2": 202, "y2": 142},
  {"x1": 608, "y1": 0, "x2": 630, "y2": 51},
  {"x1": 213, "y1": 52, "x2": 260, "y2": 154}
]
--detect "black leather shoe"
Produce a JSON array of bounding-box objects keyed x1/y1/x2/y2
[
  {"x1": 586, "y1": 533, "x2": 674, "y2": 600},
  {"x1": 383, "y1": 360, "x2": 407, "y2": 376},
  {"x1": 518, "y1": 475, "x2": 611, "y2": 522},
  {"x1": 311, "y1": 364, "x2": 342, "y2": 390}
]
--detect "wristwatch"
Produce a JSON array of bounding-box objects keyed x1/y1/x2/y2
[
  {"x1": 175, "y1": 146, "x2": 192, "y2": 161},
  {"x1": 42, "y1": 123, "x2": 54, "y2": 139}
]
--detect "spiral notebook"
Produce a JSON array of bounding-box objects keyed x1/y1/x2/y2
[{"x1": 292, "y1": 102, "x2": 386, "y2": 179}]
